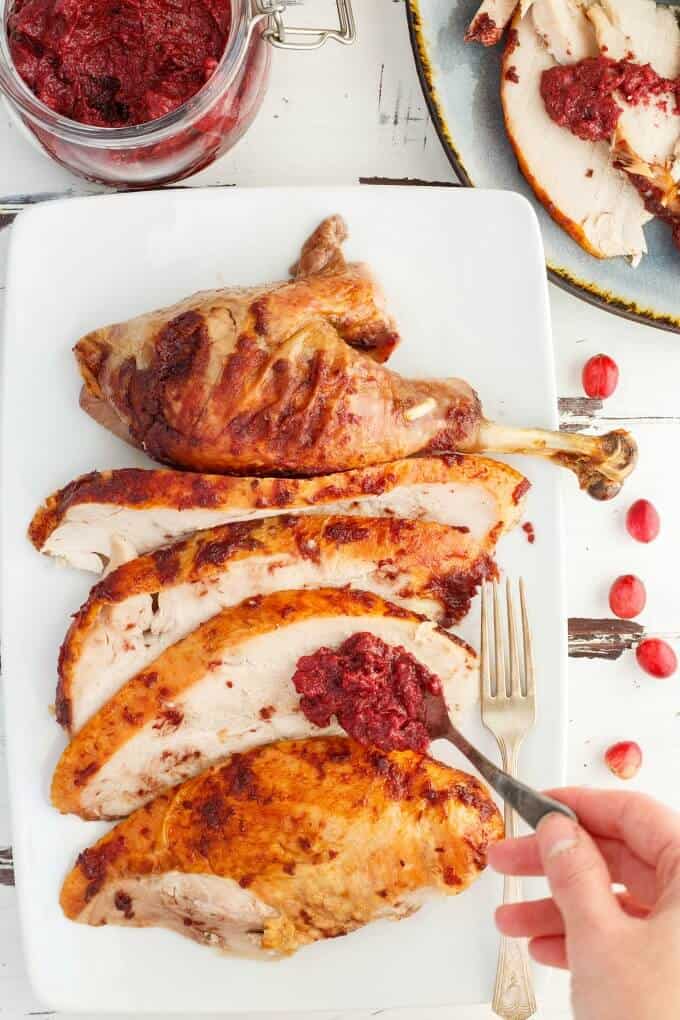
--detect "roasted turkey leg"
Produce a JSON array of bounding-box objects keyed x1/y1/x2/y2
[{"x1": 75, "y1": 216, "x2": 636, "y2": 497}]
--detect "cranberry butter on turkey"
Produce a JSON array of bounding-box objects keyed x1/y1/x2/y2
[
  {"x1": 471, "y1": 0, "x2": 680, "y2": 261},
  {"x1": 74, "y1": 215, "x2": 636, "y2": 498}
]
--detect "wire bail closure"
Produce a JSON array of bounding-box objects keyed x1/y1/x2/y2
[{"x1": 255, "y1": 0, "x2": 356, "y2": 49}]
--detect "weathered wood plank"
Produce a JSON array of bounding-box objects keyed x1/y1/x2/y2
[
  {"x1": 559, "y1": 396, "x2": 680, "y2": 431},
  {"x1": 558, "y1": 396, "x2": 603, "y2": 432},
  {"x1": 0, "y1": 845, "x2": 13, "y2": 886},
  {"x1": 359, "y1": 176, "x2": 458, "y2": 187},
  {"x1": 568, "y1": 618, "x2": 645, "y2": 660}
]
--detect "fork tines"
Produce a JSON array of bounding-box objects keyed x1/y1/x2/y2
[{"x1": 480, "y1": 579, "x2": 535, "y2": 703}]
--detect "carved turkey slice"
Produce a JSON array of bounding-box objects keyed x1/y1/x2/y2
[
  {"x1": 60, "y1": 737, "x2": 503, "y2": 956},
  {"x1": 29, "y1": 455, "x2": 529, "y2": 573},
  {"x1": 58, "y1": 514, "x2": 497, "y2": 734},
  {"x1": 501, "y1": 0, "x2": 652, "y2": 261},
  {"x1": 588, "y1": 0, "x2": 680, "y2": 239},
  {"x1": 51, "y1": 588, "x2": 477, "y2": 820}
]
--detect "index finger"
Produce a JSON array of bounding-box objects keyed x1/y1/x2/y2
[{"x1": 546, "y1": 788, "x2": 680, "y2": 869}]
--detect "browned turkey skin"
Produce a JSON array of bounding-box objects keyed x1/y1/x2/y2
[
  {"x1": 75, "y1": 216, "x2": 637, "y2": 497},
  {"x1": 74, "y1": 213, "x2": 480, "y2": 475},
  {"x1": 59, "y1": 737, "x2": 503, "y2": 956}
]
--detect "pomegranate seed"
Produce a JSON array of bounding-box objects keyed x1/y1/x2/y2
[
  {"x1": 626, "y1": 499, "x2": 660, "y2": 543},
  {"x1": 582, "y1": 354, "x2": 619, "y2": 398},
  {"x1": 604, "y1": 741, "x2": 642, "y2": 780},
  {"x1": 609, "y1": 575, "x2": 646, "y2": 619},
  {"x1": 636, "y1": 638, "x2": 677, "y2": 678}
]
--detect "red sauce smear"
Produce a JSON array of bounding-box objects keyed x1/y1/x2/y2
[
  {"x1": 7, "y1": 0, "x2": 232, "y2": 127},
  {"x1": 623, "y1": 172, "x2": 680, "y2": 249},
  {"x1": 464, "y1": 13, "x2": 501, "y2": 47},
  {"x1": 522, "y1": 521, "x2": 535, "y2": 544},
  {"x1": 541, "y1": 56, "x2": 677, "y2": 143},
  {"x1": 292, "y1": 632, "x2": 443, "y2": 753}
]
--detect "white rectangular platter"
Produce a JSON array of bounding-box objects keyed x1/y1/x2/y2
[{"x1": 1, "y1": 186, "x2": 565, "y2": 1012}]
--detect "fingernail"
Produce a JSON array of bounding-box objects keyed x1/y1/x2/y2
[{"x1": 537, "y1": 813, "x2": 579, "y2": 860}]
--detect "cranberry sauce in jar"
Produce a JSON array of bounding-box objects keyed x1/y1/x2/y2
[
  {"x1": 7, "y1": 0, "x2": 232, "y2": 127},
  {"x1": 1, "y1": 0, "x2": 270, "y2": 185}
]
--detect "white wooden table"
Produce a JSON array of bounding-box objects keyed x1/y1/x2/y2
[{"x1": 1, "y1": 3, "x2": 679, "y2": 1018}]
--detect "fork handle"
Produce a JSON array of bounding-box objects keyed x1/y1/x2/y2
[
  {"x1": 492, "y1": 742, "x2": 536, "y2": 1019},
  {"x1": 442, "y1": 724, "x2": 577, "y2": 830}
]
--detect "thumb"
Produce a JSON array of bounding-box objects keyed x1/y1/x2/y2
[
  {"x1": 656, "y1": 843, "x2": 680, "y2": 913},
  {"x1": 537, "y1": 812, "x2": 620, "y2": 935}
]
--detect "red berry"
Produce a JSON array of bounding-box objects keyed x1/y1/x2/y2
[
  {"x1": 604, "y1": 741, "x2": 642, "y2": 780},
  {"x1": 626, "y1": 499, "x2": 660, "y2": 543},
  {"x1": 636, "y1": 638, "x2": 677, "y2": 678},
  {"x1": 582, "y1": 354, "x2": 619, "y2": 398},
  {"x1": 609, "y1": 575, "x2": 646, "y2": 619}
]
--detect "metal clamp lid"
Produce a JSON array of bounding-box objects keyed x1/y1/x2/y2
[{"x1": 255, "y1": 0, "x2": 356, "y2": 49}]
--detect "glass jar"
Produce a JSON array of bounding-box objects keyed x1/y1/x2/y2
[{"x1": 0, "y1": 0, "x2": 355, "y2": 187}]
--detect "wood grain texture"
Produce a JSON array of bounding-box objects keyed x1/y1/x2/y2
[
  {"x1": 0, "y1": 846, "x2": 13, "y2": 886},
  {"x1": 359, "y1": 176, "x2": 458, "y2": 187},
  {"x1": 568, "y1": 619, "x2": 645, "y2": 660}
]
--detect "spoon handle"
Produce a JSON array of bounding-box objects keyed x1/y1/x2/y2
[{"x1": 443, "y1": 723, "x2": 577, "y2": 830}]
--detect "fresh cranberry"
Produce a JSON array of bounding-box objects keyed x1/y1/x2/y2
[
  {"x1": 609, "y1": 575, "x2": 646, "y2": 619},
  {"x1": 582, "y1": 354, "x2": 619, "y2": 398},
  {"x1": 636, "y1": 638, "x2": 677, "y2": 678},
  {"x1": 626, "y1": 499, "x2": 660, "y2": 543},
  {"x1": 604, "y1": 741, "x2": 642, "y2": 780}
]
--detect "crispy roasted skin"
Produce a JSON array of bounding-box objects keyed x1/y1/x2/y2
[
  {"x1": 28, "y1": 454, "x2": 529, "y2": 560},
  {"x1": 57, "y1": 514, "x2": 498, "y2": 731},
  {"x1": 60, "y1": 737, "x2": 503, "y2": 955},
  {"x1": 51, "y1": 588, "x2": 477, "y2": 818},
  {"x1": 73, "y1": 216, "x2": 482, "y2": 474}
]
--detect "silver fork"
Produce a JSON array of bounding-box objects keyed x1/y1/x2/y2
[
  {"x1": 482, "y1": 579, "x2": 537, "y2": 1020},
  {"x1": 423, "y1": 579, "x2": 575, "y2": 1015}
]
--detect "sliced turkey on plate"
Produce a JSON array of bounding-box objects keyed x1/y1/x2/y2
[
  {"x1": 59, "y1": 737, "x2": 503, "y2": 956},
  {"x1": 588, "y1": 0, "x2": 680, "y2": 226},
  {"x1": 51, "y1": 588, "x2": 477, "y2": 820},
  {"x1": 501, "y1": 0, "x2": 653, "y2": 260},
  {"x1": 28, "y1": 455, "x2": 529, "y2": 573},
  {"x1": 58, "y1": 514, "x2": 497, "y2": 734}
]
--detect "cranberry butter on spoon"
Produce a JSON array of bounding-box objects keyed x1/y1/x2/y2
[{"x1": 293, "y1": 591, "x2": 576, "y2": 832}]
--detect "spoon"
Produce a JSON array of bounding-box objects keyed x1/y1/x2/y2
[{"x1": 425, "y1": 692, "x2": 577, "y2": 830}]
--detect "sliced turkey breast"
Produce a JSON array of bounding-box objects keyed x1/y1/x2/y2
[
  {"x1": 60, "y1": 738, "x2": 503, "y2": 956},
  {"x1": 29, "y1": 455, "x2": 529, "y2": 573},
  {"x1": 589, "y1": 0, "x2": 680, "y2": 168},
  {"x1": 588, "y1": 0, "x2": 680, "y2": 220},
  {"x1": 501, "y1": 0, "x2": 652, "y2": 260},
  {"x1": 51, "y1": 589, "x2": 478, "y2": 819},
  {"x1": 531, "y1": 0, "x2": 597, "y2": 64},
  {"x1": 58, "y1": 514, "x2": 497, "y2": 734},
  {"x1": 587, "y1": 0, "x2": 680, "y2": 76}
]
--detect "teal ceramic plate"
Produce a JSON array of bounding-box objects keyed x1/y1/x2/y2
[{"x1": 407, "y1": 0, "x2": 680, "y2": 333}]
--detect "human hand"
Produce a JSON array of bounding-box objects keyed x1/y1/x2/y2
[{"x1": 488, "y1": 788, "x2": 680, "y2": 1020}]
